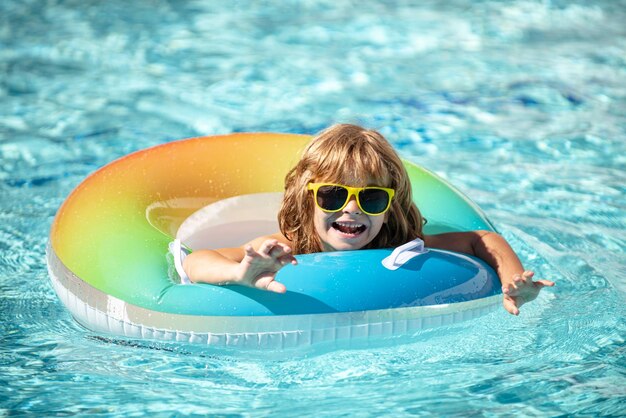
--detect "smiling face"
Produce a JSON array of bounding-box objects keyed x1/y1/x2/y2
[
  {"x1": 279, "y1": 124, "x2": 425, "y2": 255},
  {"x1": 311, "y1": 181, "x2": 389, "y2": 252}
]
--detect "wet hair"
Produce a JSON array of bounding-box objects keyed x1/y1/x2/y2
[{"x1": 278, "y1": 123, "x2": 424, "y2": 254}]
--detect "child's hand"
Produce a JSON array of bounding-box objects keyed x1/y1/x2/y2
[
  {"x1": 502, "y1": 271, "x2": 555, "y2": 315},
  {"x1": 234, "y1": 239, "x2": 297, "y2": 293}
]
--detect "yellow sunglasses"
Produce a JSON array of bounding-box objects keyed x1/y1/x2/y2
[{"x1": 307, "y1": 183, "x2": 395, "y2": 216}]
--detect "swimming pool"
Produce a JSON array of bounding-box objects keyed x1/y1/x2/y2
[{"x1": 1, "y1": 0, "x2": 624, "y2": 415}]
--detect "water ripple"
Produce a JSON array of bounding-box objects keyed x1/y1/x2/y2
[{"x1": 1, "y1": 0, "x2": 625, "y2": 416}]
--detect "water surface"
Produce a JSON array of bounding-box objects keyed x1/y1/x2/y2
[{"x1": 1, "y1": 0, "x2": 625, "y2": 415}]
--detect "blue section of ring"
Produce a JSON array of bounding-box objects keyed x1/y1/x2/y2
[{"x1": 158, "y1": 248, "x2": 501, "y2": 316}]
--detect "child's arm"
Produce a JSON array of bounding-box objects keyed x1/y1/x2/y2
[
  {"x1": 182, "y1": 234, "x2": 296, "y2": 293},
  {"x1": 424, "y1": 231, "x2": 554, "y2": 315}
]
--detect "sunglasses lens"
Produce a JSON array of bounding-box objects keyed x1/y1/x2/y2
[
  {"x1": 359, "y1": 189, "x2": 390, "y2": 214},
  {"x1": 316, "y1": 185, "x2": 348, "y2": 211}
]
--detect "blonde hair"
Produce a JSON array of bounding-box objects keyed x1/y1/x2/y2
[{"x1": 278, "y1": 124, "x2": 424, "y2": 254}]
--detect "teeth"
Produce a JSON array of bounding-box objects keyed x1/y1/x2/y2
[
  {"x1": 335, "y1": 222, "x2": 364, "y2": 228},
  {"x1": 332, "y1": 221, "x2": 366, "y2": 235}
]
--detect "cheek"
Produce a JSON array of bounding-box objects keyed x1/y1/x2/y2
[
  {"x1": 312, "y1": 215, "x2": 323, "y2": 234},
  {"x1": 369, "y1": 216, "x2": 386, "y2": 235},
  {"x1": 312, "y1": 208, "x2": 330, "y2": 232}
]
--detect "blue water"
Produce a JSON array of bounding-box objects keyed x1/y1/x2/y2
[{"x1": 1, "y1": 0, "x2": 625, "y2": 415}]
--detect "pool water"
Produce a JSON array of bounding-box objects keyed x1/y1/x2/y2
[{"x1": 1, "y1": 0, "x2": 625, "y2": 415}]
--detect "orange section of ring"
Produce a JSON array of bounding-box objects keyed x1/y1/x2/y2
[{"x1": 49, "y1": 133, "x2": 310, "y2": 303}]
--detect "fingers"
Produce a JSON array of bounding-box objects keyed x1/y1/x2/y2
[
  {"x1": 258, "y1": 239, "x2": 279, "y2": 256},
  {"x1": 273, "y1": 243, "x2": 296, "y2": 265},
  {"x1": 278, "y1": 255, "x2": 298, "y2": 266},
  {"x1": 269, "y1": 242, "x2": 295, "y2": 259},
  {"x1": 275, "y1": 242, "x2": 293, "y2": 255},
  {"x1": 503, "y1": 296, "x2": 520, "y2": 316},
  {"x1": 504, "y1": 271, "x2": 536, "y2": 294},
  {"x1": 512, "y1": 273, "x2": 524, "y2": 288},
  {"x1": 256, "y1": 241, "x2": 297, "y2": 265},
  {"x1": 536, "y1": 279, "x2": 555, "y2": 287},
  {"x1": 268, "y1": 246, "x2": 286, "y2": 259},
  {"x1": 501, "y1": 270, "x2": 554, "y2": 315},
  {"x1": 505, "y1": 272, "x2": 554, "y2": 291},
  {"x1": 254, "y1": 275, "x2": 286, "y2": 294},
  {"x1": 244, "y1": 244, "x2": 256, "y2": 257},
  {"x1": 256, "y1": 240, "x2": 294, "y2": 258},
  {"x1": 502, "y1": 276, "x2": 522, "y2": 296},
  {"x1": 266, "y1": 280, "x2": 286, "y2": 294},
  {"x1": 514, "y1": 272, "x2": 527, "y2": 286}
]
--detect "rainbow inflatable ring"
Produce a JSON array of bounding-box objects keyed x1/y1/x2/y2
[{"x1": 47, "y1": 133, "x2": 502, "y2": 349}]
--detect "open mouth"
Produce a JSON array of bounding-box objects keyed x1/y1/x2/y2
[{"x1": 331, "y1": 221, "x2": 367, "y2": 236}]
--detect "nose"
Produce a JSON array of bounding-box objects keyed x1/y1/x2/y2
[{"x1": 342, "y1": 196, "x2": 361, "y2": 214}]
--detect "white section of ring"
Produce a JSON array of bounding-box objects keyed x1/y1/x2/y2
[{"x1": 176, "y1": 192, "x2": 282, "y2": 249}]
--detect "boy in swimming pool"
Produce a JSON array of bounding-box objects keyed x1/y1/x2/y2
[{"x1": 183, "y1": 124, "x2": 554, "y2": 315}]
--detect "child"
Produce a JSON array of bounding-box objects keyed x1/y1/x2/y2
[{"x1": 183, "y1": 124, "x2": 554, "y2": 315}]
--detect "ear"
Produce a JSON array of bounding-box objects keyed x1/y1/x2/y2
[{"x1": 384, "y1": 211, "x2": 390, "y2": 223}]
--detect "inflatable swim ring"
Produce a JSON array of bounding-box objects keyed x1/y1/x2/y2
[{"x1": 47, "y1": 133, "x2": 501, "y2": 349}]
